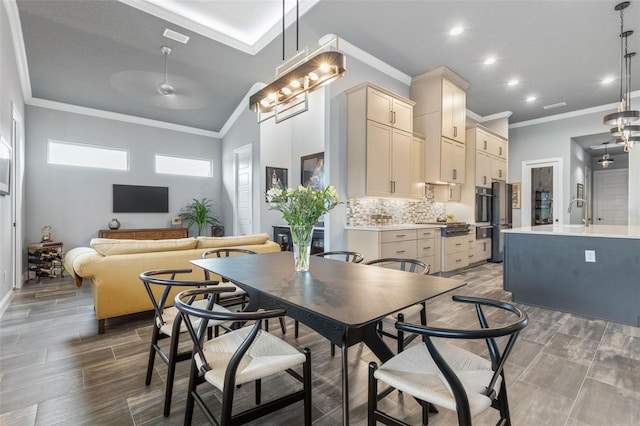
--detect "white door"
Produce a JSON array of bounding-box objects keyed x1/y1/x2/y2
[
  {"x1": 234, "y1": 145, "x2": 253, "y2": 235},
  {"x1": 593, "y1": 169, "x2": 628, "y2": 225},
  {"x1": 522, "y1": 158, "x2": 563, "y2": 226}
]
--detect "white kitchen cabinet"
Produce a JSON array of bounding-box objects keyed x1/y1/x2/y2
[
  {"x1": 410, "y1": 66, "x2": 470, "y2": 185},
  {"x1": 367, "y1": 86, "x2": 413, "y2": 133},
  {"x1": 347, "y1": 227, "x2": 441, "y2": 273},
  {"x1": 492, "y1": 137, "x2": 507, "y2": 160},
  {"x1": 434, "y1": 183, "x2": 461, "y2": 202},
  {"x1": 441, "y1": 79, "x2": 466, "y2": 143},
  {"x1": 475, "y1": 239, "x2": 491, "y2": 261},
  {"x1": 347, "y1": 82, "x2": 420, "y2": 199},
  {"x1": 475, "y1": 151, "x2": 492, "y2": 188},
  {"x1": 467, "y1": 230, "x2": 477, "y2": 264},
  {"x1": 441, "y1": 235, "x2": 469, "y2": 272},
  {"x1": 491, "y1": 156, "x2": 506, "y2": 181}
]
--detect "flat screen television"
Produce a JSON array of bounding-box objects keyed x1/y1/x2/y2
[{"x1": 113, "y1": 184, "x2": 169, "y2": 213}]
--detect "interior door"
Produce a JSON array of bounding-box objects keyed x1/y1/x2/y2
[
  {"x1": 234, "y1": 145, "x2": 252, "y2": 235},
  {"x1": 594, "y1": 169, "x2": 628, "y2": 225}
]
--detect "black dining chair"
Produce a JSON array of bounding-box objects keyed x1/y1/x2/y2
[
  {"x1": 365, "y1": 258, "x2": 430, "y2": 353},
  {"x1": 202, "y1": 248, "x2": 287, "y2": 335},
  {"x1": 175, "y1": 287, "x2": 312, "y2": 426},
  {"x1": 139, "y1": 268, "x2": 232, "y2": 417},
  {"x1": 368, "y1": 295, "x2": 528, "y2": 426}
]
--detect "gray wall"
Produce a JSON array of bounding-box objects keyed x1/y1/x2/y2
[
  {"x1": 220, "y1": 105, "x2": 260, "y2": 235},
  {"x1": 1, "y1": 1, "x2": 26, "y2": 306},
  {"x1": 25, "y1": 106, "x2": 221, "y2": 249}
]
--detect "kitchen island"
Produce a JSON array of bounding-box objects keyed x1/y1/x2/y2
[{"x1": 503, "y1": 225, "x2": 640, "y2": 326}]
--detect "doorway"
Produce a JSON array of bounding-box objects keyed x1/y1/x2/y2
[
  {"x1": 233, "y1": 144, "x2": 253, "y2": 236},
  {"x1": 593, "y1": 169, "x2": 628, "y2": 225},
  {"x1": 11, "y1": 104, "x2": 24, "y2": 289},
  {"x1": 522, "y1": 157, "x2": 563, "y2": 227}
]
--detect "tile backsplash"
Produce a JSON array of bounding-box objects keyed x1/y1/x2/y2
[{"x1": 346, "y1": 185, "x2": 446, "y2": 226}]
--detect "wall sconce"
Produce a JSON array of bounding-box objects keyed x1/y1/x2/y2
[{"x1": 249, "y1": 48, "x2": 346, "y2": 123}]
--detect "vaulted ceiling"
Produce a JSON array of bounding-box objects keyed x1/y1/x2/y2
[{"x1": 13, "y1": 0, "x2": 640, "y2": 154}]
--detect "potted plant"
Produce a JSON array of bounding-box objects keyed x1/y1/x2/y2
[
  {"x1": 446, "y1": 214, "x2": 455, "y2": 223},
  {"x1": 179, "y1": 198, "x2": 219, "y2": 236}
]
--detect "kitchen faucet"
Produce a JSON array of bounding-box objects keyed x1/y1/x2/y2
[{"x1": 567, "y1": 198, "x2": 589, "y2": 227}]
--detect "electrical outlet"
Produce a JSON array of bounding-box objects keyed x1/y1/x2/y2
[{"x1": 585, "y1": 250, "x2": 596, "y2": 263}]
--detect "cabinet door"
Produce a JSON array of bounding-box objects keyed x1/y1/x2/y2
[
  {"x1": 392, "y1": 98, "x2": 413, "y2": 132},
  {"x1": 440, "y1": 137, "x2": 456, "y2": 182},
  {"x1": 441, "y1": 80, "x2": 456, "y2": 140},
  {"x1": 476, "y1": 129, "x2": 491, "y2": 153},
  {"x1": 451, "y1": 84, "x2": 466, "y2": 143},
  {"x1": 452, "y1": 140, "x2": 465, "y2": 184},
  {"x1": 410, "y1": 137, "x2": 425, "y2": 198},
  {"x1": 491, "y1": 157, "x2": 506, "y2": 181},
  {"x1": 367, "y1": 87, "x2": 393, "y2": 126},
  {"x1": 366, "y1": 121, "x2": 392, "y2": 196},
  {"x1": 492, "y1": 137, "x2": 507, "y2": 159},
  {"x1": 390, "y1": 129, "x2": 413, "y2": 198},
  {"x1": 475, "y1": 151, "x2": 492, "y2": 188}
]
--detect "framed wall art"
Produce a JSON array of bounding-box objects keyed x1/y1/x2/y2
[
  {"x1": 266, "y1": 166, "x2": 288, "y2": 192},
  {"x1": 301, "y1": 152, "x2": 324, "y2": 191},
  {"x1": 0, "y1": 136, "x2": 11, "y2": 196},
  {"x1": 511, "y1": 182, "x2": 521, "y2": 209}
]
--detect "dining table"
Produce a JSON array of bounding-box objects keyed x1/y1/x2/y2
[{"x1": 190, "y1": 251, "x2": 465, "y2": 425}]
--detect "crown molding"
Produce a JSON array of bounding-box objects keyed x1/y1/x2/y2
[
  {"x1": 510, "y1": 90, "x2": 640, "y2": 129},
  {"x1": 319, "y1": 34, "x2": 412, "y2": 86},
  {"x1": 27, "y1": 98, "x2": 221, "y2": 138},
  {"x1": 4, "y1": 0, "x2": 32, "y2": 100}
]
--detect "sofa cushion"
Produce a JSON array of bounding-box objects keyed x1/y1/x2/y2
[
  {"x1": 196, "y1": 233, "x2": 270, "y2": 249},
  {"x1": 90, "y1": 237, "x2": 197, "y2": 256}
]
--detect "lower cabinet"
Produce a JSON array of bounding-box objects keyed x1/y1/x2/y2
[
  {"x1": 347, "y1": 227, "x2": 441, "y2": 273},
  {"x1": 475, "y1": 238, "x2": 492, "y2": 261},
  {"x1": 441, "y1": 235, "x2": 469, "y2": 272}
]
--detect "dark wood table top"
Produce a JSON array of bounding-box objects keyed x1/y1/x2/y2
[{"x1": 190, "y1": 251, "x2": 465, "y2": 328}]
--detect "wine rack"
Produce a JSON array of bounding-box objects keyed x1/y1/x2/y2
[{"x1": 27, "y1": 242, "x2": 64, "y2": 281}]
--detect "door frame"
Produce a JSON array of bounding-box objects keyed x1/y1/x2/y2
[
  {"x1": 233, "y1": 144, "x2": 253, "y2": 236},
  {"x1": 521, "y1": 157, "x2": 563, "y2": 226},
  {"x1": 11, "y1": 103, "x2": 24, "y2": 288},
  {"x1": 593, "y1": 168, "x2": 629, "y2": 225}
]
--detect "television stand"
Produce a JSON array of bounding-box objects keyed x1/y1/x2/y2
[{"x1": 98, "y1": 228, "x2": 187, "y2": 240}]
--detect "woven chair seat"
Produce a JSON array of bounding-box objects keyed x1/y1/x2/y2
[
  {"x1": 157, "y1": 298, "x2": 230, "y2": 336},
  {"x1": 375, "y1": 340, "x2": 501, "y2": 417},
  {"x1": 195, "y1": 326, "x2": 306, "y2": 389}
]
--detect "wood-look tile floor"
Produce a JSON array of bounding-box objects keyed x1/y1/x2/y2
[{"x1": 1, "y1": 263, "x2": 639, "y2": 425}]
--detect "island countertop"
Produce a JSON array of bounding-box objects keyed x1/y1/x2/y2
[{"x1": 503, "y1": 224, "x2": 640, "y2": 239}]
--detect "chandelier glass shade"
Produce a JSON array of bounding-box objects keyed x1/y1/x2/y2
[
  {"x1": 603, "y1": 2, "x2": 639, "y2": 151},
  {"x1": 598, "y1": 143, "x2": 615, "y2": 168}
]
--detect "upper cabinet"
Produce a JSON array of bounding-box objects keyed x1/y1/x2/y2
[
  {"x1": 466, "y1": 125, "x2": 509, "y2": 187},
  {"x1": 367, "y1": 86, "x2": 413, "y2": 133},
  {"x1": 410, "y1": 66, "x2": 470, "y2": 184},
  {"x1": 346, "y1": 82, "x2": 422, "y2": 199}
]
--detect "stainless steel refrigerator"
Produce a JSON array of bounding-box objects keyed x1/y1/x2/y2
[{"x1": 491, "y1": 181, "x2": 512, "y2": 262}]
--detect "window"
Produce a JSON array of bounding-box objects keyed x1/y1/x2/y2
[
  {"x1": 155, "y1": 154, "x2": 212, "y2": 177},
  {"x1": 47, "y1": 140, "x2": 128, "y2": 171}
]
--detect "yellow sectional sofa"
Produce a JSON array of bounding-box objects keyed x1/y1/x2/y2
[{"x1": 63, "y1": 233, "x2": 281, "y2": 333}]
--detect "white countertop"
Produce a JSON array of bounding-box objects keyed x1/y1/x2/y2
[
  {"x1": 504, "y1": 224, "x2": 640, "y2": 239},
  {"x1": 345, "y1": 224, "x2": 445, "y2": 231}
]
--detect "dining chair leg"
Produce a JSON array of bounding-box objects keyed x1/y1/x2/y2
[
  {"x1": 397, "y1": 312, "x2": 405, "y2": 353},
  {"x1": 330, "y1": 343, "x2": 336, "y2": 357},
  {"x1": 163, "y1": 331, "x2": 181, "y2": 417},
  {"x1": 145, "y1": 324, "x2": 160, "y2": 386},
  {"x1": 279, "y1": 317, "x2": 287, "y2": 334},
  {"x1": 341, "y1": 339, "x2": 350, "y2": 425},
  {"x1": 303, "y1": 348, "x2": 312, "y2": 426},
  {"x1": 184, "y1": 360, "x2": 198, "y2": 426},
  {"x1": 255, "y1": 379, "x2": 261, "y2": 405},
  {"x1": 368, "y1": 362, "x2": 378, "y2": 426},
  {"x1": 295, "y1": 320, "x2": 300, "y2": 338}
]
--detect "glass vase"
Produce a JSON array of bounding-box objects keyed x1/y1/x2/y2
[{"x1": 290, "y1": 224, "x2": 313, "y2": 272}]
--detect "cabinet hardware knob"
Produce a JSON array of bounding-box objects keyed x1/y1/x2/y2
[
  {"x1": 396, "y1": 250, "x2": 406, "y2": 254},
  {"x1": 396, "y1": 234, "x2": 406, "y2": 237}
]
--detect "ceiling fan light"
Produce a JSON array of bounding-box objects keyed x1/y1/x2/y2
[{"x1": 157, "y1": 82, "x2": 176, "y2": 96}]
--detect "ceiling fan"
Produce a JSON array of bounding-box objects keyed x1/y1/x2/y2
[{"x1": 157, "y1": 46, "x2": 176, "y2": 96}]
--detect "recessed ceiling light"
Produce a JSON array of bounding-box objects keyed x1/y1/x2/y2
[
  {"x1": 483, "y1": 57, "x2": 496, "y2": 65},
  {"x1": 526, "y1": 96, "x2": 537, "y2": 102},
  {"x1": 450, "y1": 26, "x2": 464, "y2": 36},
  {"x1": 507, "y1": 79, "x2": 519, "y2": 86},
  {"x1": 163, "y1": 28, "x2": 190, "y2": 44},
  {"x1": 601, "y1": 76, "x2": 615, "y2": 84}
]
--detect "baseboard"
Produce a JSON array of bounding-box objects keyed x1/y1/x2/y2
[{"x1": 0, "y1": 289, "x2": 14, "y2": 319}]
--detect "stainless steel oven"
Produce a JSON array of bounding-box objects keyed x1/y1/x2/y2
[{"x1": 475, "y1": 187, "x2": 493, "y2": 223}]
